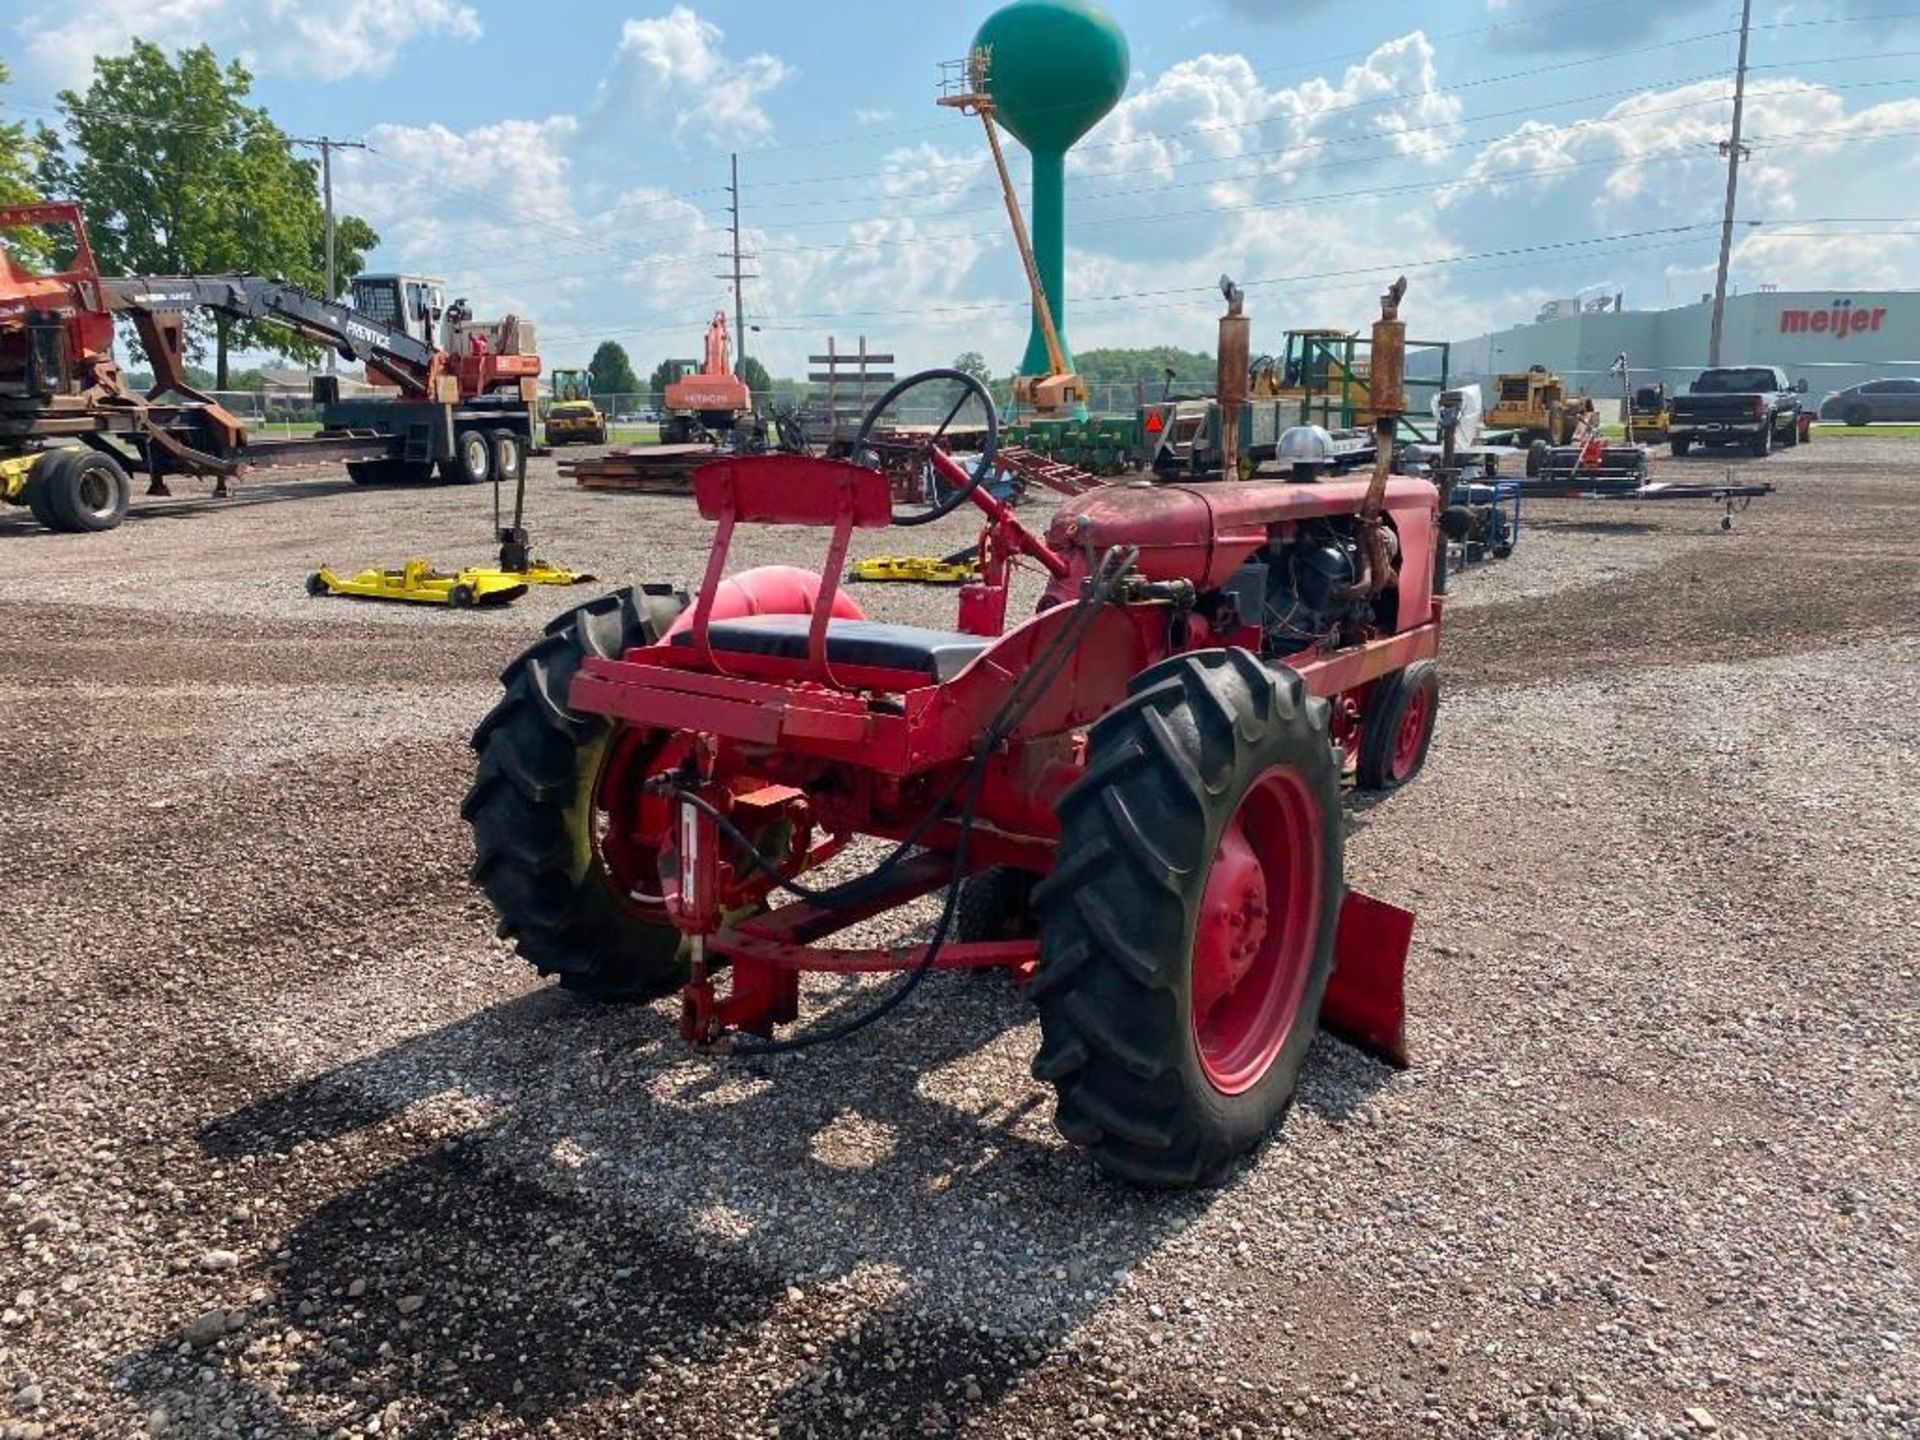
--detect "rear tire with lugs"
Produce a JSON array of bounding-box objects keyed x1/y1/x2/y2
[
  {"x1": 463, "y1": 585, "x2": 691, "y2": 1001},
  {"x1": 955, "y1": 866, "x2": 1037, "y2": 943},
  {"x1": 1030, "y1": 650, "x2": 1343, "y2": 1187}
]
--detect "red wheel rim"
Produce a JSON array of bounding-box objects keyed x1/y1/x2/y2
[
  {"x1": 592, "y1": 727, "x2": 688, "y2": 918},
  {"x1": 1389, "y1": 685, "x2": 1431, "y2": 781},
  {"x1": 1190, "y1": 765, "x2": 1324, "y2": 1095}
]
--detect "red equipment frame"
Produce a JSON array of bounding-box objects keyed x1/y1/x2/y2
[
  {"x1": 568, "y1": 447, "x2": 1438, "y2": 1061},
  {"x1": 0, "y1": 201, "x2": 114, "y2": 367}
]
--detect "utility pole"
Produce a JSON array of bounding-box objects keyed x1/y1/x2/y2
[
  {"x1": 1707, "y1": 0, "x2": 1753, "y2": 367},
  {"x1": 717, "y1": 152, "x2": 757, "y2": 374},
  {"x1": 294, "y1": 135, "x2": 369, "y2": 373}
]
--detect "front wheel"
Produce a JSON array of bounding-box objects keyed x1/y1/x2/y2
[
  {"x1": 1357, "y1": 660, "x2": 1439, "y2": 792},
  {"x1": 463, "y1": 585, "x2": 693, "y2": 1001},
  {"x1": 1030, "y1": 651, "x2": 1342, "y2": 1187},
  {"x1": 1844, "y1": 405, "x2": 1870, "y2": 428},
  {"x1": 1670, "y1": 437, "x2": 1692, "y2": 458}
]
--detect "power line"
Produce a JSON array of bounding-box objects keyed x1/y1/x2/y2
[
  {"x1": 528, "y1": 217, "x2": 1920, "y2": 347},
  {"x1": 383, "y1": 110, "x2": 1920, "y2": 314},
  {"x1": 358, "y1": 60, "x2": 1920, "y2": 303}
]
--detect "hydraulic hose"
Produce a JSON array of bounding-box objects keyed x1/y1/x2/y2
[{"x1": 659, "y1": 545, "x2": 1140, "y2": 1055}]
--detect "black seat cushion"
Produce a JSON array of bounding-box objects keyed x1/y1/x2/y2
[{"x1": 670, "y1": 614, "x2": 992, "y2": 682}]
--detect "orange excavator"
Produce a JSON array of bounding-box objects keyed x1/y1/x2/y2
[{"x1": 661, "y1": 311, "x2": 754, "y2": 444}]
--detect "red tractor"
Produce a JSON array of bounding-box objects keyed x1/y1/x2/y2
[{"x1": 465, "y1": 284, "x2": 1442, "y2": 1186}]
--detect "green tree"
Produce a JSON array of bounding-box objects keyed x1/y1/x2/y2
[
  {"x1": 0, "y1": 63, "x2": 48, "y2": 264},
  {"x1": 952, "y1": 350, "x2": 993, "y2": 385},
  {"x1": 737, "y1": 354, "x2": 772, "y2": 398},
  {"x1": 648, "y1": 357, "x2": 683, "y2": 403},
  {"x1": 589, "y1": 340, "x2": 640, "y2": 398},
  {"x1": 320, "y1": 214, "x2": 380, "y2": 298},
  {"x1": 37, "y1": 40, "x2": 376, "y2": 387},
  {"x1": 1072, "y1": 345, "x2": 1216, "y2": 390},
  {"x1": 0, "y1": 63, "x2": 40, "y2": 208}
]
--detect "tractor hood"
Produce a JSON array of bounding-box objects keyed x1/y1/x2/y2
[{"x1": 1044, "y1": 476, "x2": 1436, "y2": 591}]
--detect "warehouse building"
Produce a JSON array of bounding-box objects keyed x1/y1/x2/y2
[{"x1": 1427, "y1": 289, "x2": 1920, "y2": 403}]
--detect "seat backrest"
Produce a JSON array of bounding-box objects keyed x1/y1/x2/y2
[
  {"x1": 683, "y1": 454, "x2": 891, "y2": 687},
  {"x1": 693, "y1": 454, "x2": 892, "y2": 528}
]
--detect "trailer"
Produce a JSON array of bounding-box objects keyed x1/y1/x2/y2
[{"x1": 1, "y1": 202, "x2": 540, "y2": 534}]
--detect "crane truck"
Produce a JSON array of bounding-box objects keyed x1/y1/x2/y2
[{"x1": 1, "y1": 201, "x2": 540, "y2": 534}]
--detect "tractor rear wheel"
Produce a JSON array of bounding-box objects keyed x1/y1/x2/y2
[
  {"x1": 1356, "y1": 660, "x2": 1440, "y2": 792},
  {"x1": 463, "y1": 585, "x2": 693, "y2": 1002},
  {"x1": 1030, "y1": 650, "x2": 1342, "y2": 1187},
  {"x1": 46, "y1": 450, "x2": 131, "y2": 532}
]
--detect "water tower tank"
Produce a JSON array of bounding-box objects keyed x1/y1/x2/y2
[{"x1": 972, "y1": 0, "x2": 1129, "y2": 378}]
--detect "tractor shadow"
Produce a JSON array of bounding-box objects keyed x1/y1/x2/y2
[{"x1": 124, "y1": 963, "x2": 1393, "y2": 1435}]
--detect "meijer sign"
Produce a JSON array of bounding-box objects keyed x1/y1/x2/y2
[{"x1": 1780, "y1": 299, "x2": 1887, "y2": 339}]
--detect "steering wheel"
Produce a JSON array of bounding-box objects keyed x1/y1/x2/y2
[{"x1": 851, "y1": 367, "x2": 1001, "y2": 527}]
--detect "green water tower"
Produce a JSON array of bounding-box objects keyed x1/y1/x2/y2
[{"x1": 972, "y1": 0, "x2": 1129, "y2": 378}]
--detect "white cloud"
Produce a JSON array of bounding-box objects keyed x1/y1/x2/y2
[
  {"x1": 854, "y1": 108, "x2": 894, "y2": 126},
  {"x1": 1078, "y1": 32, "x2": 1462, "y2": 189},
  {"x1": 321, "y1": 20, "x2": 1920, "y2": 381},
  {"x1": 595, "y1": 5, "x2": 791, "y2": 146},
  {"x1": 334, "y1": 111, "x2": 733, "y2": 360},
  {"x1": 1438, "y1": 77, "x2": 1920, "y2": 307},
  {"x1": 18, "y1": 0, "x2": 481, "y2": 87}
]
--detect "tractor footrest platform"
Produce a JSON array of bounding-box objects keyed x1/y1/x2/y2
[{"x1": 670, "y1": 615, "x2": 992, "y2": 682}]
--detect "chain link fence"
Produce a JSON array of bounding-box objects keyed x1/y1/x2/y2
[{"x1": 206, "y1": 376, "x2": 1221, "y2": 444}]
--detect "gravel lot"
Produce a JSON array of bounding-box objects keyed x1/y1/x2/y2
[{"x1": 1, "y1": 438, "x2": 1915, "y2": 1439}]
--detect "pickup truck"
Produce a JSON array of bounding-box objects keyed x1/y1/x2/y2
[{"x1": 1669, "y1": 366, "x2": 1808, "y2": 457}]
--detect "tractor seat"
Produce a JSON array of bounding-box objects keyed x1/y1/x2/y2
[{"x1": 671, "y1": 614, "x2": 992, "y2": 682}]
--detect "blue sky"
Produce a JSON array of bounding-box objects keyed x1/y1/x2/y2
[{"x1": 7, "y1": 0, "x2": 1918, "y2": 378}]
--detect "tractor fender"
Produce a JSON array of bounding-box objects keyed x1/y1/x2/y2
[{"x1": 660, "y1": 564, "x2": 866, "y2": 639}]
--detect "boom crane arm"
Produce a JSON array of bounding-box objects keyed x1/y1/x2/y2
[{"x1": 101, "y1": 274, "x2": 442, "y2": 397}]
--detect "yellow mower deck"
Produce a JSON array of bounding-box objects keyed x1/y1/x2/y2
[
  {"x1": 847, "y1": 552, "x2": 980, "y2": 586},
  {"x1": 307, "y1": 557, "x2": 595, "y2": 608}
]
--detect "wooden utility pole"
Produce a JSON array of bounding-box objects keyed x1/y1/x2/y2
[
  {"x1": 1707, "y1": 0, "x2": 1753, "y2": 367},
  {"x1": 294, "y1": 135, "x2": 368, "y2": 373}
]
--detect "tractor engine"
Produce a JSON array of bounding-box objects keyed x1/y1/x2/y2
[{"x1": 1210, "y1": 517, "x2": 1394, "y2": 656}]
